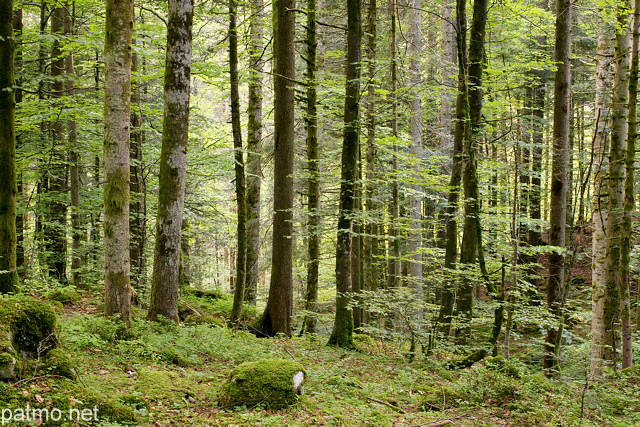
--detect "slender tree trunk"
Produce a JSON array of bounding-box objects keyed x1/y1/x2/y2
[
  {"x1": 620, "y1": 0, "x2": 639, "y2": 370},
  {"x1": 230, "y1": 0, "x2": 247, "y2": 324},
  {"x1": 244, "y1": 0, "x2": 264, "y2": 306},
  {"x1": 254, "y1": 0, "x2": 296, "y2": 337},
  {"x1": 13, "y1": 8, "x2": 23, "y2": 279},
  {"x1": 147, "y1": 0, "x2": 194, "y2": 322},
  {"x1": 0, "y1": 0, "x2": 18, "y2": 293},
  {"x1": 302, "y1": 0, "x2": 320, "y2": 335},
  {"x1": 130, "y1": 50, "x2": 146, "y2": 293},
  {"x1": 591, "y1": 6, "x2": 615, "y2": 377},
  {"x1": 104, "y1": 0, "x2": 133, "y2": 324},
  {"x1": 48, "y1": 5, "x2": 68, "y2": 283},
  {"x1": 407, "y1": 0, "x2": 423, "y2": 295},
  {"x1": 544, "y1": 0, "x2": 572, "y2": 374},
  {"x1": 386, "y1": 0, "x2": 400, "y2": 291},
  {"x1": 328, "y1": 0, "x2": 362, "y2": 348}
]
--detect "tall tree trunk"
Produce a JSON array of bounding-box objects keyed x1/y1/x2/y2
[
  {"x1": 244, "y1": 0, "x2": 264, "y2": 306},
  {"x1": 48, "y1": 5, "x2": 68, "y2": 283},
  {"x1": 620, "y1": 0, "x2": 639, "y2": 370},
  {"x1": 104, "y1": 0, "x2": 133, "y2": 324},
  {"x1": 65, "y1": 2, "x2": 82, "y2": 289},
  {"x1": 302, "y1": 0, "x2": 320, "y2": 335},
  {"x1": 407, "y1": 0, "x2": 423, "y2": 294},
  {"x1": 254, "y1": 0, "x2": 296, "y2": 337},
  {"x1": 147, "y1": 0, "x2": 194, "y2": 322},
  {"x1": 591, "y1": 6, "x2": 615, "y2": 377},
  {"x1": 455, "y1": 0, "x2": 489, "y2": 343},
  {"x1": 362, "y1": 0, "x2": 378, "y2": 313},
  {"x1": 230, "y1": 0, "x2": 247, "y2": 324},
  {"x1": 544, "y1": 0, "x2": 572, "y2": 374},
  {"x1": 130, "y1": 49, "x2": 146, "y2": 293},
  {"x1": 386, "y1": 0, "x2": 400, "y2": 291},
  {"x1": 13, "y1": 8, "x2": 23, "y2": 279},
  {"x1": 0, "y1": 0, "x2": 18, "y2": 293},
  {"x1": 328, "y1": 0, "x2": 362, "y2": 348}
]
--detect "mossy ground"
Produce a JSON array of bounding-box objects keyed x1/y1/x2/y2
[{"x1": 0, "y1": 291, "x2": 635, "y2": 426}]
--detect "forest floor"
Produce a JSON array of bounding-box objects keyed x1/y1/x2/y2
[{"x1": 0, "y1": 289, "x2": 637, "y2": 427}]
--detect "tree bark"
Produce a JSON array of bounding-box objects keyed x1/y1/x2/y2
[
  {"x1": 328, "y1": 0, "x2": 362, "y2": 348},
  {"x1": 147, "y1": 0, "x2": 194, "y2": 322},
  {"x1": 591, "y1": 6, "x2": 615, "y2": 377},
  {"x1": 230, "y1": 0, "x2": 247, "y2": 325},
  {"x1": 302, "y1": 0, "x2": 320, "y2": 335},
  {"x1": 254, "y1": 0, "x2": 296, "y2": 337},
  {"x1": 104, "y1": 0, "x2": 133, "y2": 324},
  {"x1": 244, "y1": 0, "x2": 264, "y2": 306},
  {"x1": 544, "y1": 0, "x2": 572, "y2": 374},
  {"x1": 0, "y1": 0, "x2": 18, "y2": 293}
]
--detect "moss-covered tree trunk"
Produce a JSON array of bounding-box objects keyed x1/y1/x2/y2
[
  {"x1": 254, "y1": 0, "x2": 296, "y2": 337},
  {"x1": 620, "y1": 0, "x2": 639, "y2": 370},
  {"x1": 244, "y1": 0, "x2": 264, "y2": 306},
  {"x1": 47, "y1": 5, "x2": 68, "y2": 284},
  {"x1": 13, "y1": 8, "x2": 23, "y2": 280},
  {"x1": 0, "y1": 0, "x2": 18, "y2": 294},
  {"x1": 147, "y1": 0, "x2": 194, "y2": 322},
  {"x1": 544, "y1": 0, "x2": 571, "y2": 374},
  {"x1": 328, "y1": 0, "x2": 362, "y2": 348},
  {"x1": 302, "y1": 0, "x2": 320, "y2": 335},
  {"x1": 229, "y1": 0, "x2": 247, "y2": 325},
  {"x1": 590, "y1": 6, "x2": 614, "y2": 378},
  {"x1": 104, "y1": 0, "x2": 133, "y2": 324}
]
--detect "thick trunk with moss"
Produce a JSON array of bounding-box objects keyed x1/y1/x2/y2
[
  {"x1": 244, "y1": 0, "x2": 264, "y2": 306},
  {"x1": 544, "y1": 0, "x2": 571, "y2": 374},
  {"x1": 302, "y1": 0, "x2": 320, "y2": 335},
  {"x1": 255, "y1": 0, "x2": 296, "y2": 337},
  {"x1": 328, "y1": 0, "x2": 361, "y2": 348},
  {"x1": 104, "y1": 0, "x2": 133, "y2": 324},
  {"x1": 147, "y1": 0, "x2": 194, "y2": 323},
  {"x1": 229, "y1": 0, "x2": 247, "y2": 325},
  {"x1": 0, "y1": 0, "x2": 18, "y2": 293},
  {"x1": 591, "y1": 8, "x2": 615, "y2": 377}
]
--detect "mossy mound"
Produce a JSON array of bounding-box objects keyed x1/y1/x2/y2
[
  {"x1": 218, "y1": 359, "x2": 306, "y2": 410},
  {"x1": 183, "y1": 314, "x2": 224, "y2": 327},
  {"x1": 134, "y1": 368, "x2": 193, "y2": 405},
  {"x1": 43, "y1": 348, "x2": 76, "y2": 379},
  {"x1": 0, "y1": 295, "x2": 58, "y2": 357},
  {"x1": 47, "y1": 287, "x2": 81, "y2": 306}
]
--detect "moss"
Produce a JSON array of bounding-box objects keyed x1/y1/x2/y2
[
  {"x1": 352, "y1": 333, "x2": 373, "y2": 345},
  {"x1": 79, "y1": 390, "x2": 141, "y2": 424},
  {"x1": 47, "y1": 287, "x2": 81, "y2": 306},
  {"x1": 104, "y1": 169, "x2": 130, "y2": 216},
  {"x1": 218, "y1": 359, "x2": 306, "y2": 410},
  {"x1": 0, "y1": 295, "x2": 58, "y2": 356},
  {"x1": 134, "y1": 368, "x2": 192, "y2": 405},
  {"x1": 183, "y1": 314, "x2": 224, "y2": 327},
  {"x1": 43, "y1": 348, "x2": 76, "y2": 379},
  {"x1": 0, "y1": 271, "x2": 18, "y2": 294},
  {"x1": 0, "y1": 351, "x2": 16, "y2": 380},
  {"x1": 420, "y1": 386, "x2": 464, "y2": 411}
]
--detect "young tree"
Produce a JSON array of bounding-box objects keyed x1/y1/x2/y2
[
  {"x1": 254, "y1": 0, "x2": 296, "y2": 337},
  {"x1": 244, "y1": 0, "x2": 264, "y2": 305},
  {"x1": 0, "y1": 0, "x2": 18, "y2": 293},
  {"x1": 328, "y1": 0, "x2": 362, "y2": 348},
  {"x1": 301, "y1": 0, "x2": 320, "y2": 335},
  {"x1": 147, "y1": 0, "x2": 194, "y2": 322},
  {"x1": 229, "y1": 0, "x2": 247, "y2": 324},
  {"x1": 104, "y1": 0, "x2": 134, "y2": 324},
  {"x1": 544, "y1": 0, "x2": 572, "y2": 374}
]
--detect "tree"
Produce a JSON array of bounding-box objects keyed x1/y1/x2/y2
[
  {"x1": 544, "y1": 0, "x2": 572, "y2": 374},
  {"x1": 230, "y1": 0, "x2": 247, "y2": 324},
  {"x1": 301, "y1": 0, "x2": 320, "y2": 335},
  {"x1": 104, "y1": 0, "x2": 133, "y2": 324},
  {"x1": 245, "y1": 0, "x2": 265, "y2": 306},
  {"x1": 328, "y1": 0, "x2": 362, "y2": 348},
  {"x1": 253, "y1": 0, "x2": 296, "y2": 337},
  {"x1": 0, "y1": 0, "x2": 18, "y2": 294},
  {"x1": 147, "y1": 0, "x2": 194, "y2": 322}
]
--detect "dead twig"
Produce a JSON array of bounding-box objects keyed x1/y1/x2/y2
[{"x1": 366, "y1": 396, "x2": 405, "y2": 413}]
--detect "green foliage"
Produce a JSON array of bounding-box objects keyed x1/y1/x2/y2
[
  {"x1": 43, "y1": 348, "x2": 77, "y2": 379},
  {"x1": 0, "y1": 295, "x2": 58, "y2": 356},
  {"x1": 46, "y1": 287, "x2": 82, "y2": 306}
]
